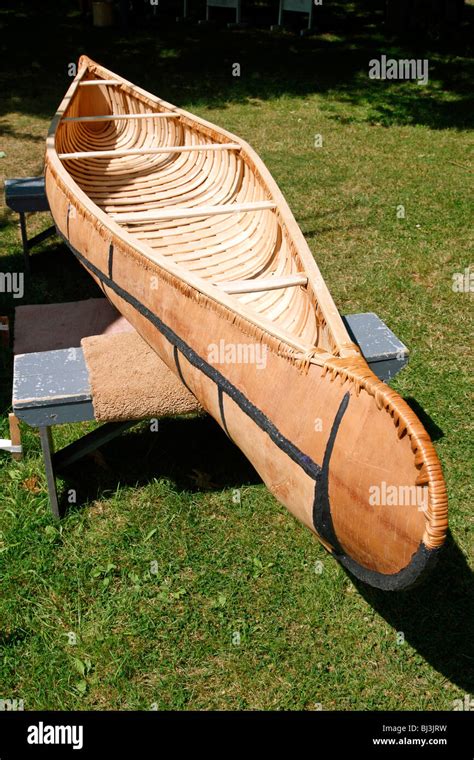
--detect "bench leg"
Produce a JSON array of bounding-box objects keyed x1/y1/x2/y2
[
  {"x1": 8, "y1": 414, "x2": 22, "y2": 462},
  {"x1": 53, "y1": 420, "x2": 137, "y2": 472},
  {"x1": 18, "y1": 212, "x2": 31, "y2": 275},
  {"x1": 39, "y1": 426, "x2": 60, "y2": 519}
]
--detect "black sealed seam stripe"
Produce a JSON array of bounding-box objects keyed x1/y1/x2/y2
[
  {"x1": 218, "y1": 387, "x2": 231, "y2": 439},
  {"x1": 57, "y1": 231, "x2": 321, "y2": 481},
  {"x1": 173, "y1": 346, "x2": 192, "y2": 393},
  {"x1": 312, "y1": 392, "x2": 350, "y2": 554},
  {"x1": 108, "y1": 243, "x2": 114, "y2": 279},
  {"x1": 338, "y1": 542, "x2": 440, "y2": 591}
]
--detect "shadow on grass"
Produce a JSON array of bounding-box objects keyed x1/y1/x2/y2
[
  {"x1": 352, "y1": 532, "x2": 474, "y2": 695},
  {"x1": 55, "y1": 406, "x2": 474, "y2": 694},
  {"x1": 0, "y1": 1, "x2": 472, "y2": 131},
  {"x1": 54, "y1": 399, "x2": 470, "y2": 694},
  {"x1": 59, "y1": 414, "x2": 261, "y2": 506},
  {"x1": 0, "y1": 628, "x2": 28, "y2": 648},
  {"x1": 0, "y1": 124, "x2": 46, "y2": 142},
  {"x1": 0, "y1": 242, "x2": 102, "y2": 317},
  {"x1": 55, "y1": 409, "x2": 472, "y2": 692},
  {"x1": 59, "y1": 416, "x2": 473, "y2": 693},
  {"x1": 404, "y1": 397, "x2": 445, "y2": 442},
  {"x1": 26, "y1": 244, "x2": 102, "y2": 302}
]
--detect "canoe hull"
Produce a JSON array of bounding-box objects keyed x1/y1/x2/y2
[
  {"x1": 44, "y1": 56, "x2": 448, "y2": 590},
  {"x1": 45, "y1": 164, "x2": 446, "y2": 589}
]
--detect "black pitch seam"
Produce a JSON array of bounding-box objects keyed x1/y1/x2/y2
[
  {"x1": 313, "y1": 392, "x2": 350, "y2": 555},
  {"x1": 59, "y1": 231, "x2": 321, "y2": 481},
  {"x1": 108, "y1": 243, "x2": 114, "y2": 280},
  {"x1": 218, "y1": 387, "x2": 231, "y2": 439},
  {"x1": 173, "y1": 346, "x2": 193, "y2": 393}
]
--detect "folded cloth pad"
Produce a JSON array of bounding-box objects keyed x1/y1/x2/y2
[{"x1": 81, "y1": 331, "x2": 202, "y2": 422}]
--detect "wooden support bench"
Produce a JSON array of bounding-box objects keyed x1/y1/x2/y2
[
  {"x1": 4, "y1": 177, "x2": 56, "y2": 273},
  {"x1": 12, "y1": 345, "x2": 138, "y2": 518},
  {"x1": 7, "y1": 303, "x2": 408, "y2": 518}
]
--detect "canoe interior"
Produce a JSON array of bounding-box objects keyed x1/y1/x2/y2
[{"x1": 55, "y1": 74, "x2": 334, "y2": 353}]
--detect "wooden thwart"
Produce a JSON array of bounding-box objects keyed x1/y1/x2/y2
[
  {"x1": 58, "y1": 143, "x2": 241, "y2": 159},
  {"x1": 62, "y1": 113, "x2": 178, "y2": 122},
  {"x1": 219, "y1": 274, "x2": 308, "y2": 294},
  {"x1": 110, "y1": 201, "x2": 276, "y2": 223},
  {"x1": 79, "y1": 80, "x2": 119, "y2": 86}
]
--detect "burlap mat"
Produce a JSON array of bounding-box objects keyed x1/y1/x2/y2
[{"x1": 81, "y1": 331, "x2": 201, "y2": 422}]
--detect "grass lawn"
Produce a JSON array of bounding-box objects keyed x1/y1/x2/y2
[{"x1": 0, "y1": 1, "x2": 473, "y2": 710}]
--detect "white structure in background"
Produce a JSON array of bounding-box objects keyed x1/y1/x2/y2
[
  {"x1": 204, "y1": 0, "x2": 242, "y2": 25},
  {"x1": 273, "y1": 0, "x2": 316, "y2": 33}
]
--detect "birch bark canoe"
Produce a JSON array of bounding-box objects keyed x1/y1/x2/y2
[{"x1": 44, "y1": 56, "x2": 448, "y2": 590}]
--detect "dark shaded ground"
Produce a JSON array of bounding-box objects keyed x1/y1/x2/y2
[
  {"x1": 57, "y1": 413, "x2": 474, "y2": 694},
  {"x1": 60, "y1": 414, "x2": 261, "y2": 505},
  {"x1": 354, "y1": 533, "x2": 474, "y2": 694},
  {"x1": 0, "y1": 0, "x2": 472, "y2": 132}
]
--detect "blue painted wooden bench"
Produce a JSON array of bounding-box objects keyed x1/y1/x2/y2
[
  {"x1": 6, "y1": 310, "x2": 408, "y2": 517},
  {"x1": 4, "y1": 176, "x2": 56, "y2": 273},
  {"x1": 2, "y1": 178, "x2": 410, "y2": 517}
]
